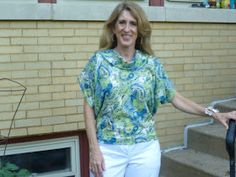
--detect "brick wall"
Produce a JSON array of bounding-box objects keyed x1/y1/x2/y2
[{"x1": 0, "y1": 21, "x2": 235, "y2": 148}]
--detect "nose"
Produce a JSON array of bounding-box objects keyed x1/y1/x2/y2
[{"x1": 124, "y1": 23, "x2": 131, "y2": 31}]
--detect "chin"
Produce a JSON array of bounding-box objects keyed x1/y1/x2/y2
[{"x1": 120, "y1": 42, "x2": 135, "y2": 48}]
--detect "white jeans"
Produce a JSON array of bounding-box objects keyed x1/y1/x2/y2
[{"x1": 90, "y1": 140, "x2": 161, "y2": 177}]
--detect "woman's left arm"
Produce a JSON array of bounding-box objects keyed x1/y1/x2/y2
[{"x1": 171, "y1": 91, "x2": 236, "y2": 129}]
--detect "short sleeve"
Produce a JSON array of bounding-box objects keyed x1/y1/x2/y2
[
  {"x1": 155, "y1": 60, "x2": 176, "y2": 105},
  {"x1": 77, "y1": 55, "x2": 97, "y2": 108}
]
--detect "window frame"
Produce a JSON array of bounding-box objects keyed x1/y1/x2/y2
[{"x1": 0, "y1": 136, "x2": 80, "y2": 177}]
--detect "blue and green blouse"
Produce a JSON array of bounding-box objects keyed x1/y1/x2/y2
[{"x1": 78, "y1": 49, "x2": 176, "y2": 145}]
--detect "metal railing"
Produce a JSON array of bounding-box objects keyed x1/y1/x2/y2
[{"x1": 226, "y1": 119, "x2": 236, "y2": 177}]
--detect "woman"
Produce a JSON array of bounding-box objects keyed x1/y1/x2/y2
[{"x1": 78, "y1": 1, "x2": 236, "y2": 177}]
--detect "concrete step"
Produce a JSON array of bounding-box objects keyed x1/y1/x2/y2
[
  {"x1": 160, "y1": 98, "x2": 236, "y2": 177},
  {"x1": 160, "y1": 149, "x2": 230, "y2": 177},
  {"x1": 188, "y1": 123, "x2": 229, "y2": 160}
]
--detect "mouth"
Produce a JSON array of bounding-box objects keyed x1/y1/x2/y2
[{"x1": 122, "y1": 34, "x2": 132, "y2": 41}]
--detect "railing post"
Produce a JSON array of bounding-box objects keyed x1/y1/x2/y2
[{"x1": 226, "y1": 119, "x2": 236, "y2": 177}]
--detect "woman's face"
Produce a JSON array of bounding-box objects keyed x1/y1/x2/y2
[{"x1": 113, "y1": 10, "x2": 138, "y2": 50}]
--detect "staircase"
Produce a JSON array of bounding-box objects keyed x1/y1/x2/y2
[
  {"x1": 160, "y1": 123, "x2": 229, "y2": 177},
  {"x1": 160, "y1": 98, "x2": 236, "y2": 177}
]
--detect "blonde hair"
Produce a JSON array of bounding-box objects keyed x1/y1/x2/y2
[{"x1": 99, "y1": 1, "x2": 154, "y2": 55}]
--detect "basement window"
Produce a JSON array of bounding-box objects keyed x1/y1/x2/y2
[{"x1": 0, "y1": 137, "x2": 80, "y2": 177}]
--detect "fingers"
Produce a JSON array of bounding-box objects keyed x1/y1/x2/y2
[
  {"x1": 219, "y1": 117, "x2": 228, "y2": 129},
  {"x1": 229, "y1": 111, "x2": 236, "y2": 120},
  {"x1": 214, "y1": 112, "x2": 229, "y2": 129},
  {"x1": 210, "y1": 111, "x2": 236, "y2": 129},
  {"x1": 90, "y1": 160, "x2": 104, "y2": 177},
  {"x1": 89, "y1": 149, "x2": 105, "y2": 177},
  {"x1": 222, "y1": 121, "x2": 229, "y2": 130},
  {"x1": 102, "y1": 159, "x2": 106, "y2": 171}
]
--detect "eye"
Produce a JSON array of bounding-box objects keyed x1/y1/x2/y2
[
  {"x1": 118, "y1": 20, "x2": 126, "y2": 25},
  {"x1": 130, "y1": 21, "x2": 137, "y2": 26}
]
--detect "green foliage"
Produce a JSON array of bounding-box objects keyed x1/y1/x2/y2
[{"x1": 0, "y1": 162, "x2": 31, "y2": 177}]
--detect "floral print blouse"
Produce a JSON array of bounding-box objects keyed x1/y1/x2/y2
[{"x1": 78, "y1": 49, "x2": 176, "y2": 145}]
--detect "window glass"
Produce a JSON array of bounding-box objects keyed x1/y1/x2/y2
[{"x1": 3, "y1": 148, "x2": 71, "y2": 174}]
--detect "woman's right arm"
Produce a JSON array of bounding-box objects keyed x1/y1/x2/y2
[{"x1": 84, "y1": 100, "x2": 105, "y2": 177}]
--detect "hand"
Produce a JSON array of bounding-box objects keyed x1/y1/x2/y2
[
  {"x1": 89, "y1": 148, "x2": 105, "y2": 177},
  {"x1": 213, "y1": 111, "x2": 236, "y2": 129}
]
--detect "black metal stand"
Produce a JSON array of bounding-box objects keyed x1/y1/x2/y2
[
  {"x1": 226, "y1": 119, "x2": 236, "y2": 177},
  {"x1": 0, "y1": 78, "x2": 26, "y2": 168}
]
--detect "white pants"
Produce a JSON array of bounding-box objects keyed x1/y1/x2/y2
[{"x1": 90, "y1": 140, "x2": 161, "y2": 177}]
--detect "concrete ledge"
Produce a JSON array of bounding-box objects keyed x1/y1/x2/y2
[
  {"x1": 166, "y1": 8, "x2": 236, "y2": 23},
  {"x1": 0, "y1": 2, "x2": 236, "y2": 23},
  {"x1": 52, "y1": 4, "x2": 166, "y2": 21},
  {"x1": 0, "y1": 3, "x2": 51, "y2": 20}
]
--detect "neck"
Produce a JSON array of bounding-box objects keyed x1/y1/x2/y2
[{"x1": 115, "y1": 46, "x2": 135, "y2": 62}]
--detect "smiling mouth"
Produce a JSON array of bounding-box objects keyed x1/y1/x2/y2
[{"x1": 122, "y1": 35, "x2": 132, "y2": 41}]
